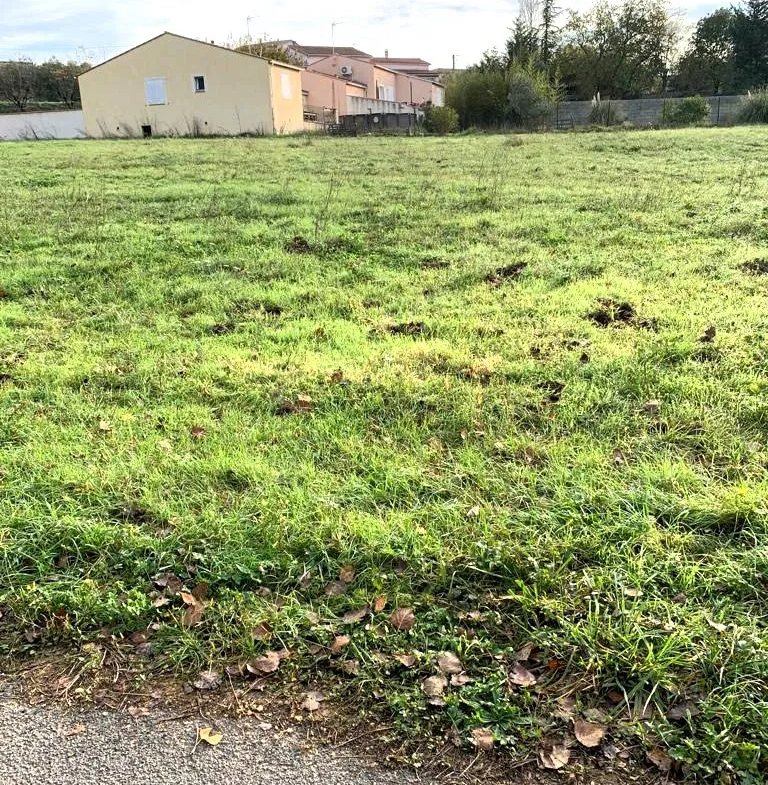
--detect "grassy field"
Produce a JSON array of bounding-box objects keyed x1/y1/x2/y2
[{"x1": 0, "y1": 129, "x2": 766, "y2": 781}]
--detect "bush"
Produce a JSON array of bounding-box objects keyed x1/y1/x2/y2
[
  {"x1": 445, "y1": 61, "x2": 560, "y2": 130},
  {"x1": 446, "y1": 70, "x2": 509, "y2": 128},
  {"x1": 659, "y1": 96, "x2": 710, "y2": 127},
  {"x1": 424, "y1": 105, "x2": 459, "y2": 135},
  {"x1": 736, "y1": 90, "x2": 768, "y2": 124},
  {"x1": 587, "y1": 95, "x2": 626, "y2": 126},
  {"x1": 506, "y1": 64, "x2": 557, "y2": 129}
]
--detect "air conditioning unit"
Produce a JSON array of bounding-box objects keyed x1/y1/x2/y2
[{"x1": 339, "y1": 65, "x2": 353, "y2": 76}]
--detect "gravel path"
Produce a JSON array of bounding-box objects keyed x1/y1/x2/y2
[{"x1": 0, "y1": 689, "x2": 424, "y2": 785}]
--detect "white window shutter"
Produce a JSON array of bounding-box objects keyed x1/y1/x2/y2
[
  {"x1": 280, "y1": 72, "x2": 292, "y2": 100},
  {"x1": 145, "y1": 78, "x2": 167, "y2": 106}
]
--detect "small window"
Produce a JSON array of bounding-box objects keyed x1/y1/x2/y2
[
  {"x1": 194, "y1": 75, "x2": 206, "y2": 93},
  {"x1": 144, "y1": 77, "x2": 167, "y2": 106},
  {"x1": 280, "y1": 72, "x2": 292, "y2": 100}
]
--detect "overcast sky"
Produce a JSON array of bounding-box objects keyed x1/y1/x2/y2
[{"x1": 1, "y1": 0, "x2": 720, "y2": 69}]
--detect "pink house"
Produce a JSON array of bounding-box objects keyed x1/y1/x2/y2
[
  {"x1": 307, "y1": 54, "x2": 443, "y2": 107},
  {"x1": 301, "y1": 69, "x2": 366, "y2": 121}
]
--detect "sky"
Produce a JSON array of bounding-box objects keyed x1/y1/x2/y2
[{"x1": 1, "y1": 0, "x2": 721, "y2": 69}]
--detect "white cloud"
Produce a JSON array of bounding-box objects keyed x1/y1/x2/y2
[{"x1": 0, "y1": 0, "x2": 718, "y2": 66}]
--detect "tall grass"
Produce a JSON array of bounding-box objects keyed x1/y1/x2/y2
[{"x1": 736, "y1": 89, "x2": 768, "y2": 124}]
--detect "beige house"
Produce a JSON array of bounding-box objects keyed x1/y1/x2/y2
[{"x1": 78, "y1": 32, "x2": 304, "y2": 138}]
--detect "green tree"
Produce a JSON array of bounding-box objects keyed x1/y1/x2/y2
[
  {"x1": 673, "y1": 9, "x2": 734, "y2": 95},
  {"x1": 556, "y1": 0, "x2": 681, "y2": 99},
  {"x1": 38, "y1": 60, "x2": 90, "y2": 108},
  {"x1": 732, "y1": 0, "x2": 768, "y2": 90},
  {"x1": 0, "y1": 59, "x2": 37, "y2": 111}
]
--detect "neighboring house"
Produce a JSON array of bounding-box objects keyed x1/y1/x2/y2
[
  {"x1": 264, "y1": 41, "x2": 371, "y2": 67},
  {"x1": 300, "y1": 70, "x2": 366, "y2": 121},
  {"x1": 308, "y1": 55, "x2": 443, "y2": 107},
  {"x1": 78, "y1": 32, "x2": 304, "y2": 138}
]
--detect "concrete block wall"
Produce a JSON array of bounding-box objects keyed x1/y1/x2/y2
[{"x1": 552, "y1": 95, "x2": 745, "y2": 128}]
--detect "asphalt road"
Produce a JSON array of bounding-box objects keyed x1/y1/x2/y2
[{"x1": 0, "y1": 689, "x2": 423, "y2": 785}]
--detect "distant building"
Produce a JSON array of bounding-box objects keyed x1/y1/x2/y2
[
  {"x1": 265, "y1": 40, "x2": 372, "y2": 67},
  {"x1": 78, "y1": 32, "x2": 304, "y2": 138}
]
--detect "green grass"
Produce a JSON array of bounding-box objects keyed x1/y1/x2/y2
[{"x1": 0, "y1": 129, "x2": 767, "y2": 781}]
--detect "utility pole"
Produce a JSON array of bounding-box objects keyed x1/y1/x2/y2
[{"x1": 452, "y1": 54, "x2": 459, "y2": 70}]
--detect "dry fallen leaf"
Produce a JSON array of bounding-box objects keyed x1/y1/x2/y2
[
  {"x1": 300, "y1": 691, "x2": 325, "y2": 712},
  {"x1": 324, "y1": 580, "x2": 347, "y2": 597},
  {"x1": 666, "y1": 700, "x2": 701, "y2": 720},
  {"x1": 437, "y1": 652, "x2": 463, "y2": 675},
  {"x1": 180, "y1": 590, "x2": 205, "y2": 627},
  {"x1": 98, "y1": 420, "x2": 112, "y2": 432},
  {"x1": 127, "y1": 705, "x2": 150, "y2": 720},
  {"x1": 157, "y1": 439, "x2": 173, "y2": 452},
  {"x1": 707, "y1": 619, "x2": 728, "y2": 633},
  {"x1": 390, "y1": 607, "x2": 416, "y2": 631},
  {"x1": 198, "y1": 727, "x2": 223, "y2": 746},
  {"x1": 699, "y1": 325, "x2": 716, "y2": 343},
  {"x1": 540, "y1": 742, "x2": 571, "y2": 770},
  {"x1": 422, "y1": 675, "x2": 448, "y2": 698},
  {"x1": 251, "y1": 622, "x2": 271, "y2": 641},
  {"x1": 372, "y1": 595, "x2": 388, "y2": 613},
  {"x1": 509, "y1": 663, "x2": 537, "y2": 687},
  {"x1": 466, "y1": 505, "x2": 481, "y2": 518},
  {"x1": 330, "y1": 635, "x2": 351, "y2": 655},
  {"x1": 451, "y1": 673, "x2": 473, "y2": 687},
  {"x1": 330, "y1": 369, "x2": 345, "y2": 383},
  {"x1": 516, "y1": 641, "x2": 535, "y2": 662},
  {"x1": 246, "y1": 651, "x2": 280, "y2": 675},
  {"x1": 339, "y1": 564, "x2": 356, "y2": 584},
  {"x1": 394, "y1": 653, "x2": 416, "y2": 668},
  {"x1": 555, "y1": 695, "x2": 577, "y2": 718},
  {"x1": 341, "y1": 659, "x2": 360, "y2": 675},
  {"x1": 64, "y1": 723, "x2": 87, "y2": 737},
  {"x1": 471, "y1": 727, "x2": 494, "y2": 752},
  {"x1": 647, "y1": 747, "x2": 673, "y2": 772},
  {"x1": 342, "y1": 607, "x2": 369, "y2": 624},
  {"x1": 190, "y1": 426, "x2": 206, "y2": 439},
  {"x1": 573, "y1": 719, "x2": 606, "y2": 748}
]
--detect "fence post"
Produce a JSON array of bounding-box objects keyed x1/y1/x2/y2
[
  {"x1": 716, "y1": 96, "x2": 721, "y2": 126},
  {"x1": 607, "y1": 100, "x2": 611, "y2": 126}
]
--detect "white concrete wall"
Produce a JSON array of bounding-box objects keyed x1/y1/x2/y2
[
  {"x1": 346, "y1": 96, "x2": 421, "y2": 116},
  {"x1": 0, "y1": 110, "x2": 85, "y2": 141}
]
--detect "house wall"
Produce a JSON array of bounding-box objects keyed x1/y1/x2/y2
[
  {"x1": 395, "y1": 73, "x2": 432, "y2": 105},
  {"x1": 300, "y1": 70, "x2": 352, "y2": 117},
  {"x1": 372, "y1": 66, "x2": 397, "y2": 101},
  {"x1": 431, "y1": 83, "x2": 445, "y2": 106},
  {"x1": 269, "y1": 63, "x2": 304, "y2": 133},
  {"x1": 310, "y1": 55, "x2": 375, "y2": 96},
  {"x1": 79, "y1": 33, "x2": 301, "y2": 137}
]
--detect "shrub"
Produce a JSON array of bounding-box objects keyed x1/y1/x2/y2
[
  {"x1": 424, "y1": 105, "x2": 459, "y2": 135},
  {"x1": 736, "y1": 89, "x2": 768, "y2": 124},
  {"x1": 446, "y1": 60, "x2": 560, "y2": 130},
  {"x1": 659, "y1": 96, "x2": 710, "y2": 127},
  {"x1": 506, "y1": 64, "x2": 557, "y2": 129},
  {"x1": 446, "y1": 70, "x2": 509, "y2": 129},
  {"x1": 587, "y1": 95, "x2": 626, "y2": 126}
]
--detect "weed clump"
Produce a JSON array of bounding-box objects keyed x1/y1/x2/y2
[
  {"x1": 284, "y1": 236, "x2": 312, "y2": 254},
  {"x1": 486, "y1": 262, "x2": 527, "y2": 285},
  {"x1": 741, "y1": 257, "x2": 768, "y2": 275}
]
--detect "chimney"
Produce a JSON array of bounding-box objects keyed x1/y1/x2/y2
[{"x1": 384, "y1": 49, "x2": 389, "y2": 58}]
